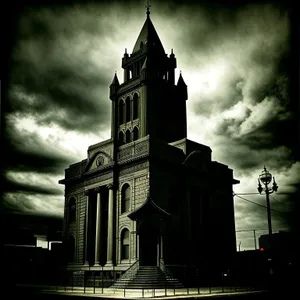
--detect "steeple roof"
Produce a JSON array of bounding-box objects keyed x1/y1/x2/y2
[
  {"x1": 110, "y1": 72, "x2": 119, "y2": 86},
  {"x1": 177, "y1": 71, "x2": 187, "y2": 87},
  {"x1": 132, "y1": 13, "x2": 165, "y2": 55}
]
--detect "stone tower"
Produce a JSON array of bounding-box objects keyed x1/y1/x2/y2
[{"x1": 109, "y1": 7, "x2": 187, "y2": 146}]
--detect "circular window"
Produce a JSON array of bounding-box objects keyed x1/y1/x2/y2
[{"x1": 96, "y1": 155, "x2": 104, "y2": 167}]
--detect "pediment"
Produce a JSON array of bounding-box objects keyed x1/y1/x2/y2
[{"x1": 84, "y1": 151, "x2": 113, "y2": 173}]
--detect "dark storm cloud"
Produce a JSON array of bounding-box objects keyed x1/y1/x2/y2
[
  {"x1": 178, "y1": 2, "x2": 289, "y2": 56},
  {"x1": 4, "y1": 179, "x2": 62, "y2": 196},
  {"x1": 217, "y1": 141, "x2": 293, "y2": 174},
  {"x1": 2, "y1": 122, "x2": 75, "y2": 174},
  {"x1": 192, "y1": 77, "x2": 245, "y2": 117},
  {"x1": 214, "y1": 111, "x2": 293, "y2": 152},
  {"x1": 2, "y1": 192, "x2": 63, "y2": 216},
  {"x1": 180, "y1": 1, "x2": 291, "y2": 120},
  {"x1": 6, "y1": 5, "x2": 114, "y2": 133}
]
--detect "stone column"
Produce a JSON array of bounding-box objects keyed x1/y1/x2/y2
[
  {"x1": 106, "y1": 183, "x2": 114, "y2": 265},
  {"x1": 95, "y1": 187, "x2": 102, "y2": 264},
  {"x1": 157, "y1": 235, "x2": 160, "y2": 266},
  {"x1": 84, "y1": 190, "x2": 90, "y2": 265},
  {"x1": 137, "y1": 234, "x2": 139, "y2": 259}
]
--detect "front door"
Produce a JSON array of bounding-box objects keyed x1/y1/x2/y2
[{"x1": 139, "y1": 233, "x2": 157, "y2": 266}]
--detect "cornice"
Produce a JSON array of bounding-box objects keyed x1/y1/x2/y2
[{"x1": 118, "y1": 77, "x2": 141, "y2": 95}]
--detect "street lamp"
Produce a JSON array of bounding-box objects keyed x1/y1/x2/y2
[{"x1": 257, "y1": 166, "x2": 278, "y2": 237}]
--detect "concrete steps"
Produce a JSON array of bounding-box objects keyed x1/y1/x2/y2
[{"x1": 111, "y1": 266, "x2": 183, "y2": 289}]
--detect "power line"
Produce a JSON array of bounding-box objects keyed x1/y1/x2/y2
[
  {"x1": 235, "y1": 193, "x2": 260, "y2": 195},
  {"x1": 270, "y1": 194, "x2": 281, "y2": 204},
  {"x1": 233, "y1": 193, "x2": 288, "y2": 213},
  {"x1": 236, "y1": 227, "x2": 290, "y2": 233},
  {"x1": 235, "y1": 192, "x2": 294, "y2": 196},
  {"x1": 233, "y1": 193, "x2": 269, "y2": 209}
]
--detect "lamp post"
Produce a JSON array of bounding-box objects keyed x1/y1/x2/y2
[{"x1": 257, "y1": 166, "x2": 278, "y2": 240}]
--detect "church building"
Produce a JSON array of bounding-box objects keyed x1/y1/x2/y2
[{"x1": 59, "y1": 5, "x2": 239, "y2": 285}]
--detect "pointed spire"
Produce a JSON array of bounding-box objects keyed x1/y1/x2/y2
[
  {"x1": 170, "y1": 48, "x2": 175, "y2": 58},
  {"x1": 124, "y1": 48, "x2": 129, "y2": 58},
  {"x1": 132, "y1": 1, "x2": 164, "y2": 54},
  {"x1": 110, "y1": 72, "x2": 120, "y2": 86},
  {"x1": 109, "y1": 72, "x2": 119, "y2": 100},
  {"x1": 145, "y1": 0, "x2": 151, "y2": 18},
  {"x1": 177, "y1": 71, "x2": 188, "y2": 100},
  {"x1": 177, "y1": 71, "x2": 187, "y2": 87}
]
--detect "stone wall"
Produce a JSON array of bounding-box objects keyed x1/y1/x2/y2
[{"x1": 116, "y1": 161, "x2": 149, "y2": 264}]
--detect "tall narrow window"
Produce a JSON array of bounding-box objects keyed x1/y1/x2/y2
[
  {"x1": 133, "y1": 94, "x2": 138, "y2": 120},
  {"x1": 119, "y1": 100, "x2": 124, "y2": 125},
  {"x1": 121, "y1": 229, "x2": 130, "y2": 260},
  {"x1": 119, "y1": 131, "x2": 124, "y2": 145},
  {"x1": 68, "y1": 197, "x2": 76, "y2": 223},
  {"x1": 133, "y1": 127, "x2": 139, "y2": 141},
  {"x1": 125, "y1": 97, "x2": 131, "y2": 122},
  {"x1": 125, "y1": 130, "x2": 131, "y2": 143},
  {"x1": 121, "y1": 184, "x2": 131, "y2": 213},
  {"x1": 68, "y1": 235, "x2": 76, "y2": 262}
]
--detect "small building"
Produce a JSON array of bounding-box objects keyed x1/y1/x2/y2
[
  {"x1": 3, "y1": 213, "x2": 63, "y2": 286},
  {"x1": 259, "y1": 231, "x2": 297, "y2": 270}
]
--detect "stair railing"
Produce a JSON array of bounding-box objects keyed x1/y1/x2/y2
[
  {"x1": 159, "y1": 258, "x2": 166, "y2": 273},
  {"x1": 160, "y1": 259, "x2": 178, "y2": 280},
  {"x1": 114, "y1": 259, "x2": 139, "y2": 283}
]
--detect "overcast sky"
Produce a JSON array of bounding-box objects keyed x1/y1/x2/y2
[{"x1": 2, "y1": 0, "x2": 299, "y2": 250}]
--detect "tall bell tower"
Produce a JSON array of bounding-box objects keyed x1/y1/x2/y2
[{"x1": 109, "y1": 3, "x2": 188, "y2": 145}]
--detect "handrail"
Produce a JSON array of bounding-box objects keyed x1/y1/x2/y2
[
  {"x1": 159, "y1": 258, "x2": 165, "y2": 273},
  {"x1": 115, "y1": 260, "x2": 139, "y2": 281},
  {"x1": 160, "y1": 259, "x2": 177, "y2": 278}
]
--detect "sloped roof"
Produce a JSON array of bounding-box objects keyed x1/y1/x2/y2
[
  {"x1": 110, "y1": 72, "x2": 119, "y2": 86},
  {"x1": 177, "y1": 72, "x2": 187, "y2": 87},
  {"x1": 132, "y1": 16, "x2": 165, "y2": 55},
  {"x1": 127, "y1": 195, "x2": 170, "y2": 220}
]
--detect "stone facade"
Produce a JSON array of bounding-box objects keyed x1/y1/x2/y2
[{"x1": 59, "y1": 9, "x2": 239, "y2": 277}]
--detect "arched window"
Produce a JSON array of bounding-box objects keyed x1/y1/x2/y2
[
  {"x1": 68, "y1": 197, "x2": 76, "y2": 223},
  {"x1": 133, "y1": 94, "x2": 138, "y2": 120},
  {"x1": 133, "y1": 127, "x2": 139, "y2": 141},
  {"x1": 68, "y1": 235, "x2": 76, "y2": 262},
  {"x1": 125, "y1": 130, "x2": 131, "y2": 143},
  {"x1": 121, "y1": 184, "x2": 131, "y2": 213},
  {"x1": 119, "y1": 131, "x2": 124, "y2": 145},
  {"x1": 121, "y1": 229, "x2": 130, "y2": 260},
  {"x1": 125, "y1": 97, "x2": 131, "y2": 122},
  {"x1": 119, "y1": 100, "x2": 124, "y2": 125}
]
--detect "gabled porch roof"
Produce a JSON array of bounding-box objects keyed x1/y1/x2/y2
[{"x1": 127, "y1": 195, "x2": 171, "y2": 221}]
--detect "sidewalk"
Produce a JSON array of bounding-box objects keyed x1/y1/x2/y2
[{"x1": 13, "y1": 284, "x2": 268, "y2": 299}]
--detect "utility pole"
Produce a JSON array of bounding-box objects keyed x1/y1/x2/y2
[{"x1": 253, "y1": 230, "x2": 257, "y2": 250}]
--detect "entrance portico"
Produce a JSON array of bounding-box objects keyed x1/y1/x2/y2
[{"x1": 128, "y1": 195, "x2": 170, "y2": 266}]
